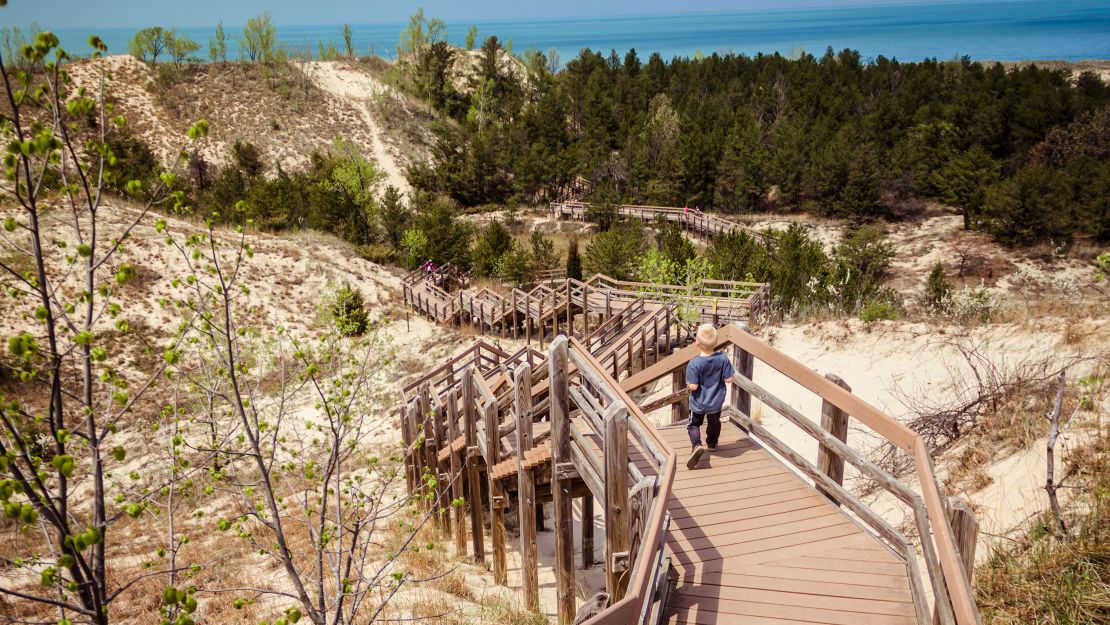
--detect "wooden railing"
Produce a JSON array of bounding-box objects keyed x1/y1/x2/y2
[
  {"x1": 554, "y1": 336, "x2": 677, "y2": 625},
  {"x1": 551, "y1": 200, "x2": 772, "y2": 242},
  {"x1": 620, "y1": 324, "x2": 981, "y2": 625}
]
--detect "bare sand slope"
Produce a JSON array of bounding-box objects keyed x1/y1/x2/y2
[
  {"x1": 750, "y1": 318, "x2": 1106, "y2": 559},
  {"x1": 301, "y1": 61, "x2": 412, "y2": 195}
]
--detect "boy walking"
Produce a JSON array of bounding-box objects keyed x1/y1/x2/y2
[{"x1": 686, "y1": 324, "x2": 734, "y2": 469}]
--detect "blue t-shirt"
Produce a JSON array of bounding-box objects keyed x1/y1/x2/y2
[{"x1": 686, "y1": 351, "x2": 735, "y2": 414}]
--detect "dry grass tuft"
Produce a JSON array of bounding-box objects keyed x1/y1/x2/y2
[{"x1": 975, "y1": 431, "x2": 1110, "y2": 624}]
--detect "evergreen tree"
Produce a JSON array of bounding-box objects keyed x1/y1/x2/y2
[
  {"x1": 472, "y1": 219, "x2": 513, "y2": 276},
  {"x1": 714, "y1": 110, "x2": 769, "y2": 212},
  {"x1": 380, "y1": 185, "x2": 410, "y2": 248},
  {"x1": 566, "y1": 234, "x2": 583, "y2": 280},
  {"x1": 584, "y1": 220, "x2": 646, "y2": 279}
]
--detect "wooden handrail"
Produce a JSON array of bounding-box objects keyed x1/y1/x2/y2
[{"x1": 614, "y1": 324, "x2": 980, "y2": 625}]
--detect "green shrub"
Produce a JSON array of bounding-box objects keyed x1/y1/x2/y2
[
  {"x1": 859, "y1": 299, "x2": 898, "y2": 323},
  {"x1": 584, "y1": 220, "x2": 646, "y2": 279},
  {"x1": 832, "y1": 225, "x2": 896, "y2": 313},
  {"x1": 325, "y1": 283, "x2": 369, "y2": 336},
  {"x1": 924, "y1": 263, "x2": 953, "y2": 311},
  {"x1": 473, "y1": 219, "x2": 513, "y2": 277},
  {"x1": 356, "y1": 244, "x2": 397, "y2": 265},
  {"x1": 495, "y1": 244, "x2": 535, "y2": 288},
  {"x1": 565, "y1": 234, "x2": 583, "y2": 281}
]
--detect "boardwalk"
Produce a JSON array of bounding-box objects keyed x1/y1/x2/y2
[
  {"x1": 400, "y1": 267, "x2": 980, "y2": 625},
  {"x1": 658, "y1": 425, "x2": 917, "y2": 625}
]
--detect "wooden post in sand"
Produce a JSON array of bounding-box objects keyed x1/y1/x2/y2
[
  {"x1": 582, "y1": 495, "x2": 595, "y2": 567},
  {"x1": 817, "y1": 373, "x2": 851, "y2": 505},
  {"x1": 548, "y1": 337, "x2": 576, "y2": 625},
  {"x1": 486, "y1": 399, "x2": 508, "y2": 585},
  {"x1": 513, "y1": 364, "x2": 539, "y2": 611},
  {"x1": 462, "y1": 368, "x2": 485, "y2": 563},
  {"x1": 447, "y1": 391, "x2": 466, "y2": 556}
]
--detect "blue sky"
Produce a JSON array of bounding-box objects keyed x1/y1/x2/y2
[{"x1": 4, "y1": 0, "x2": 999, "y2": 29}]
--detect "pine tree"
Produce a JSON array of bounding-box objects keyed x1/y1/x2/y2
[
  {"x1": 714, "y1": 110, "x2": 768, "y2": 212},
  {"x1": 566, "y1": 234, "x2": 583, "y2": 280}
]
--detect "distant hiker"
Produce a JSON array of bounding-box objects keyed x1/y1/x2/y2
[
  {"x1": 424, "y1": 259, "x2": 435, "y2": 275},
  {"x1": 683, "y1": 205, "x2": 689, "y2": 216},
  {"x1": 685, "y1": 323, "x2": 734, "y2": 469}
]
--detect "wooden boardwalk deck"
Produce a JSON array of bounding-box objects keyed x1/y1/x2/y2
[{"x1": 657, "y1": 424, "x2": 918, "y2": 625}]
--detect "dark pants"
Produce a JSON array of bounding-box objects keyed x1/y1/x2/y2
[{"x1": 687, "y1": 411, "x2": 721, "y2": 449}]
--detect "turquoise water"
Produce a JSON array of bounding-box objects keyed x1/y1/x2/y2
[{"x1": 44, "y1": 0, "x2": 1110, "y2": 65}]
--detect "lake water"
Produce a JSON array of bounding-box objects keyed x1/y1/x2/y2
[{"x1": 44, "y1": 0, "x2": 1110, "y2": 65}]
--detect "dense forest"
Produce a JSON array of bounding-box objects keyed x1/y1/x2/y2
[{"x1": 403, "y1": 31, "x2": 1110, "y2": 245}]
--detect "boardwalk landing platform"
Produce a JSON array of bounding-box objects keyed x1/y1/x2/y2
[{"x1": 658, "y1": 424, "x2": 917, "y2": 625}]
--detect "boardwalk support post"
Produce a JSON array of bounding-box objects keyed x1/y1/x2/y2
[
  {"x1": 462, "y1": 367, "x2": 485, "y2": 563},
  {"x1": 513, "y1": 363, "x2": 539, "y2": 610},
  {"x1": 817, "y1": 373, "x2": 851, "y2": 504},
  {"x1": 548, "y1": 336, "x2": 576, "y2": 625},
  {"x1": 486, "y1": 398, "x2": 507, "y2": 585},
  {"x1": 447, "y1": 391, "x2": 466, "y2": 556},
  {"x1": 581, "y1": 495, "x2": 595, "y2": 568}
]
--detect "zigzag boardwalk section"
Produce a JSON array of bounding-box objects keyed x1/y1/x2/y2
[{"x1": 397, "y1": 210, "x2": 981, "y2": 625}]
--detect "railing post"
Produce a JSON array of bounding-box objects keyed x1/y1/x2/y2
[
  {"x1": 513, "y1": 363, "x2": 539, "y2": 610},
  {"x1": 583, "y1": 283, "x2": 591, "y2": 336},
  {"x1": 399, "y1": 403, "x2": 414, "y2": 492},
  {"x1": 525, "y1": 293, "x2": 532, "y2": 346},
  {"x1": 418, "y1": 384, "x2": 438, "y2": 521},
  {"x1": 548, "y1": 337, "x2": 576, "y2": 625},
  {"x1": 566, "y1": 280, "x2": 573, "y2": 337},
  {"x1": 729, "y1": 322, "x2": 755, "y2": 422},
  {"x1": 539, "y1": 298, "x2": 546, "y2": 350},
  {"x1": 672, "y1": 369, "x2": 689, "y2": 425},
  {"x1": 512, "y1": 290, "x2": 519, "y2": 339},
  {"x1": 817, "y1": 373, "x2": 851, "y2": 505},
  {"x1": 604, "y1": 402, "x2": 631, "y2": 601},
  {"x1": 462, "y1": 368, "x2": 485, "y2": 563},
  {"x1": 934, "y1": 498, "x2": 979, "y2": 625}
]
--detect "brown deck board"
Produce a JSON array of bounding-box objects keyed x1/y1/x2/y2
[{"x1": 658, "y1": 424, "x2": 919, "y2": 624}]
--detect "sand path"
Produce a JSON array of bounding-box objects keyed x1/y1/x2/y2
[{"x1": 302, "y1": 61, "x2": 411, "y2": 196}]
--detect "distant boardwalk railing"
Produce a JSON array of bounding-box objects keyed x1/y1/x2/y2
[{"x1": 550, "y1": 200, "x2": 770, "y2": 241}]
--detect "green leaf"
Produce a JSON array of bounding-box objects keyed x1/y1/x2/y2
[
  {"x1": 112, "y1": 447, "x2": 125, "y2": 461},
  {"x1": 116, "y1": 263, "x2": 136, "y2": 285},
  {"x1": 74, "y1": 331, "x2": 92, "y2": 346},
  {"x1": 2, "y1": 217, "x2": 15, "y2": 232},
  {"x1": 76, "y1": 243, "x2": 92, "y2": 258}
]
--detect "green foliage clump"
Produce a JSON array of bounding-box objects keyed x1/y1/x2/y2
[
  {"x1": 323, "y1": 283, "x2": 369, "y2": 336},
  {"x1": 394, "y1": 18, "x2": 1109, "y2": 244},
  {"x1": 924, "y1": 263, "x2": 953, "y2": 312},
  {"x1": 831, "y1": 225, "x2": 896, "y2": 314},
  {"x1": 241, "y1": 11, "x2": 277, "y2": 62},
  {"x1": 495, "y1": 245, "x2": 534, "y2": 288},
  {"x1": 529, "y1": 229, "x2": 559, "y2": 271},
  {"x1": 584, "y1": 220, "x2": 646, "y2": 280},
  {"x1": 472, "y1": 219, "x2": 513, "y2": 277},
  {"x1": 858, "y1": 299, "x2": 898, "y2": 323},
  {"x1": 983, "y1": 164, "x2": 1075, "y2": 247},
  {"x1": 565, "y1": 234, "x2": 583, "y2": 281}
]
